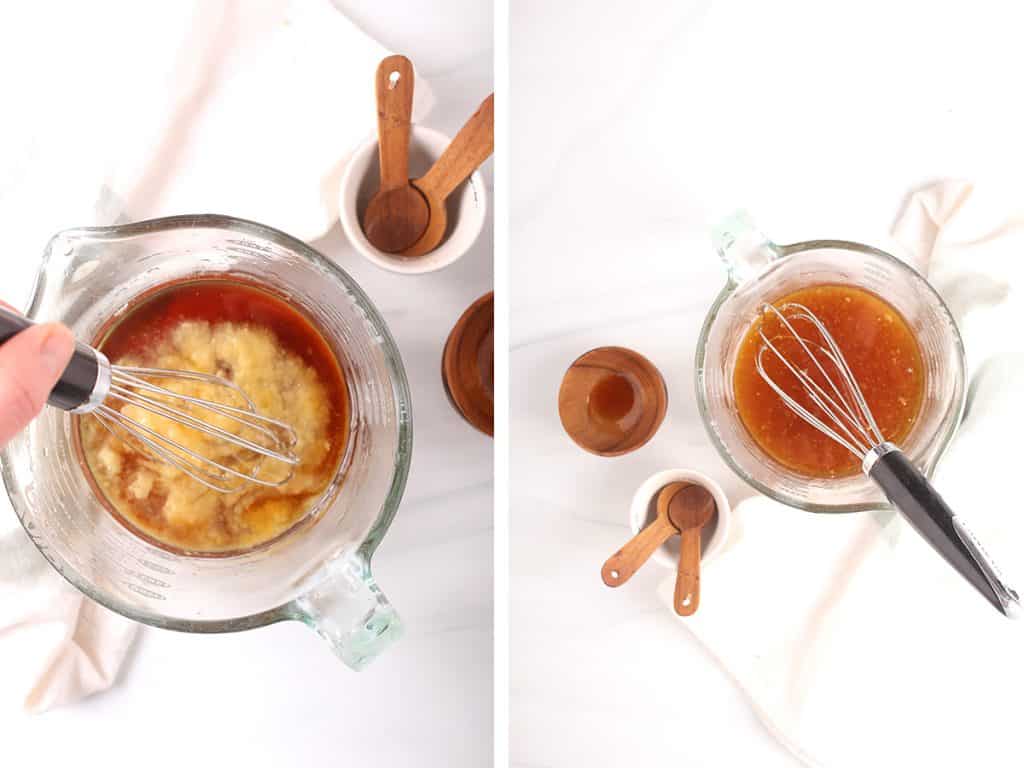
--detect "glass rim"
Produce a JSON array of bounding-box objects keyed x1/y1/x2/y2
[
  {"x1": 694, "y1": 237, "x2": 967, "y2": 514},
  {"x1": 5, "y1": 213, "x2": 413, "y2": 631}
]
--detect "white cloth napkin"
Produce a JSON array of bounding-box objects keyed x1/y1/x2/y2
[
  {"x1": 663, "y1": 180, "x2": 1024, "y2": 767},
  {"x1": 0, "y1": 0, "x2": 432, "y2": 713}
]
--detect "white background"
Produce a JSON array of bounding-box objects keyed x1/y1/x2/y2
[
  {"x1": 510, "y1": 1, "x2": 1024, "y2": 766},
  {"x1": 0, "y1": 2, "x2": 494, "y2": 767}
]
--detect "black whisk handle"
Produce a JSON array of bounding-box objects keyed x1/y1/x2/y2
[
  {"x1": 0, "y1": 306, "x2": 108, "y2": 413},
  {"x1": 867, "y1": 445, "x2": 1019, "y2": 617},
  {"x1": 0, "y1": 304, "x2": 32, "y2": 344}
]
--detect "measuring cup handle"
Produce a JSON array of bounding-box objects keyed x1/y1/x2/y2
[
  {"x1": 293, "y1": 552, "x2": 403, "y2": 670},
  {"x1": 711, "y1": 210, "x2": 782, "y2": 285}
]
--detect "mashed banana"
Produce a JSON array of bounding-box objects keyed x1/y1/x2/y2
[{"x1": 80, "y1": 320, "x2": 343, "y2": 553}]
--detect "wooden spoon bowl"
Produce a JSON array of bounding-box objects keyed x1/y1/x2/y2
[
  {"x1": 442, "y1": 292, "x2": 494, "y2": 436},
  {"x1": 558, "y1": 346, "x2": 667, "y2": 456},
  {"x1": 363, "y1": 187, "x2": 429, "y2": 253}
]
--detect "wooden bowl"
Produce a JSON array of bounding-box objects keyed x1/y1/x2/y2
[
  {"x1": 558, "y1": 346, "x2": 667, "y2": 456},
  {"x1": 442, "y1": 292, "x2": 494, "y2": 436}
]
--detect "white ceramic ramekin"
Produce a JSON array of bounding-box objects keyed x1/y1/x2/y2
[
  {"x1": 628, "y1": 468, "x2": 731, "y2": 569},
  {"x1": 339, "y1": 125, "x2": 487, "y2": 274}
]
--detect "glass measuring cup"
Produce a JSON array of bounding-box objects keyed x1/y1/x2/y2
[
  {"x1": 0, "y1": 215, "x2": 412, "y2": 668},
  {"x1": 695, "y1": 211, "x2": 966, "y2": 512}
]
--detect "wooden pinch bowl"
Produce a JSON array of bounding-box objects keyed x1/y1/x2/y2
[
  {"x1": 558, "y1": 346, "x2": 667, "y2": 456},
  {"x1": 442, "y1": 292, "x2": 494, "y2": 436}
]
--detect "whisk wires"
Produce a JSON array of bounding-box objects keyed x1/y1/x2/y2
[
  {"x1": 91, "y1": 367, "x2": 300, "y2": 493},
  {"x1": 755, "y1": 302, "x2": 885, "y2": 459}
]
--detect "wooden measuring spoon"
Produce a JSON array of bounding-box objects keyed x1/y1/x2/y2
[
  {"x1": 602, "y1": 482, "x2": 687, "y2": 586},
  {"x1": 667, "y1": 484, "x2": 716, "y2": 616},
  {"x1": 362, "y1": 55, "x2": 430, "y2": 253},
  {"x1": 400, "y1": 93, "x2": 494, "y2": 258}
]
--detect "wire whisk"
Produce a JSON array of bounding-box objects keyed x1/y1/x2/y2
[
  {"x1": 755, "y1": 302, "x2": 887, "y2": 465},
  {"x1": 1, "y1": 307, "x2": 299, "y2": 494},
  {"x1": 756, "y1": 301, "x2": 1019, "y2": 617},
  {"x1": 93, "y1": 366, "x2": 299, "y2": 493}
]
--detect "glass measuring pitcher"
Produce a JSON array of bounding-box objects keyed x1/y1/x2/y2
[
  {"x1": 695, "y1": 211, "x2": 966, "y2": 512},
  {"x1": 0, "y1": 215, "x2": 412, "y2": 668}
]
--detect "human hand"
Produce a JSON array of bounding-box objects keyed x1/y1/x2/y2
[{"x1": 0, "y1": 301, "x2": 75, "y2": 448}]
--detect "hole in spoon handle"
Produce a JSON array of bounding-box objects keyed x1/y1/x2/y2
[
  {"x1": 601, "y1": 517, "x2": 674, "y2": 587},
  {"x1": 674, "y1": 529, "x2": 702, "y2": 616}
]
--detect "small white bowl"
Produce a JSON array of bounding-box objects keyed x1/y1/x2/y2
[
  {"x1": 628, "y1": 469, "x2": 731, "y2": 570},
  {"x1": 339, "y1": 125, "x2": 487, "y2": 274}
]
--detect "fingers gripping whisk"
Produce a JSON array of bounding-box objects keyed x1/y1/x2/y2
[
  {"x1": 754, "y1": 302, "x2": 885, "y2": 461},
  {"x1": 0, "y1": 305, "x2": 299, "y2": 494},
  {"x1": 91, "y1": 366, "x2": 300, "y2": 493}
]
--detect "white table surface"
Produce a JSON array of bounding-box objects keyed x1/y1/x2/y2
[
  {"x1": 509, "y1": 1, "x2": 1024, "y2": 766},
  {"x1": 1, "y1": 3, "x2": 493, "y2": 767}
]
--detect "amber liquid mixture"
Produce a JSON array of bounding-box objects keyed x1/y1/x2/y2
[
  {"x1": 733, "y1": 284, "x2": 925, "y2": 478},
  {"x1": 79, "y1": 278, "x2": 349, "y2": 554},
  {"x1": 589, "y1": 373, "x2": 638, "y2": 426}
]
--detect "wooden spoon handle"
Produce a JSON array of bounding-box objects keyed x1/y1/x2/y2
[
  {"x1": 601, "y1": 517, "x2": 674, "y2": 587},
  {"x1": 419, "y1": 93, "x2": 494, "y2": 201},
  {"x1": 674, "y1": 529, "x2": 702, "y2": 616},
  {"x1": 375, "y1": 55, "x2": 415, "y2": 190}
]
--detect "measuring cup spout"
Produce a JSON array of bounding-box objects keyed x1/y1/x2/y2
[
  {"x1": 293, "y1": 552, "x2": 403, "y2": 670},
  {"x1": 711, "y1": 210, "x2": 781, "y2": 285}
]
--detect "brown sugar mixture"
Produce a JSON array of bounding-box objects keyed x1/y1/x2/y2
[
  {"x1": 79, "y1": 278, "x2": 349, "y2": 553},
  {"x1": 733, "y1": 284, "x2": 925, "y2": 478}
]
